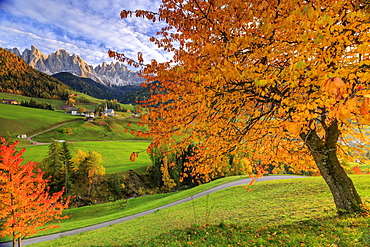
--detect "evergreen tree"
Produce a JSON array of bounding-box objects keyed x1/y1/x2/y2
[
  {"x1": 60, "y1": 142, "x2": 74, "y2": 194},
  {"x1": 41, "y1": 140, "x2": 64, "y2": 193}
]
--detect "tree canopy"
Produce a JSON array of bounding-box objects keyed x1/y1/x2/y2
[{"x1": 112, "y1": 0, "x2": 370, "y2": 213}]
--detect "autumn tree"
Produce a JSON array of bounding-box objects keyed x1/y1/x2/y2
[
  {"x1": 0, "y1": 139, "x2": 70, "y2": 247},
  {"x1": 111, "y1": 0, "x2": 370, "y2": 214},
  {"x1": 148, "y1": 144, "x2": 200, "y2": 189},
  {"x1": 77, "y1": 106, "x2": 86, "y2": 115},
  {"x1": 72, "y1": 150, "x2": 105, "y2": 196}
]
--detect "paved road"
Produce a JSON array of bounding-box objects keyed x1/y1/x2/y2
[{"x1": 0, "y1": 175, "x2": 308, "y2": 246}]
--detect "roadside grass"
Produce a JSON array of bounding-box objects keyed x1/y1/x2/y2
[
  {"x1": 20, "y1": 140, "x2": 151, "y2": 173},
  {"x1": 140, "y1": 217, "x2": 370, "y2": 247},
  {"x1": 0, "y1": 175, "x2": 251, "y2": 243},
  {"x1": 24, "y1": 175, "x2": 370, "y2": 246},
  {"x1": 31, "y1": 117, "x2": 147, "y2": 143},
  {"x1": 0, "y1": 104, "x2": 81, "y2": 137}
]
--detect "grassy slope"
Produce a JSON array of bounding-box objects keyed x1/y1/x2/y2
[
  {"x1": 0, "y1": 91, "x2": 119, "y2": 107},
  {"x1": 0, "y1": 92, "x2": 66, "y2": 107},
  {"x1": 0, "y1": 175, "x2": 250, "y2": 243},
  {"x1": 21, "y1": 141, "x2": 151, "y2": 173},
  {"x1": 23, "y1": 175, "x2": 370, "y2": 246},
  {"x1": 31, "y1": 117, "x2": 147, "y2": 143},
  {"x1": 0, "y1": 103, "x2": 81, "y2": 137}
]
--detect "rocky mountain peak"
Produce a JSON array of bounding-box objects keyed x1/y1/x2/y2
[{"x1": 5, "y1": 46, "x2": 144, "y2": 86}]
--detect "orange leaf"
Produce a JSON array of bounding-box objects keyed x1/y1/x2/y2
[{"x1": 129, "y1": 152, "x2": 137, "y2": 162}]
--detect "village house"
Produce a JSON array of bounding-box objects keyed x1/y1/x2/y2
[
  {"x1": 2, "y1": 99, "x2": 19, "y2": 105},
  {"x1": 70, "y1": 108, "x2": 95, "y2": 118},
  {"x1": 84, "y1": 110, "x2": 95, "y2": 118}
]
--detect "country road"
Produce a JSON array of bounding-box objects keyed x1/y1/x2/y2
[
  {"x1": 24, "y1": 119, "x2": 83, "y2": 145},
  {"x1": 0, "y1": 175, "x2": 308, "y2": 247}
]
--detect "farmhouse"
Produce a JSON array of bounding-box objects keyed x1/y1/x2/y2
[
  {"x1": 84, "y1": 110, "x2": 95, "y2": 118},
  {"x1": 70, "y1": 108, "x2": 95, "y2": 118},
  {"x1": 2, "y1": 99, "x2": 19, "y2": 105}
]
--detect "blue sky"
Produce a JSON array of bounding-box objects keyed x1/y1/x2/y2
[{"x1": 0, "y1": 0, "x2": 172, "y2": 68}]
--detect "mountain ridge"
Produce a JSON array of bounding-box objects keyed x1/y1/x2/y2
[
  {"x1": 51, "y1": 72, "x2": 142, "y2": 101},
  {"x1": 6, "y1": 46, "x2": 145, "y2": 86}
]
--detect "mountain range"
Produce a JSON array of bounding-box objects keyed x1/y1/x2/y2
[{"x1": 6, "y1": 45, "x2": 145, "y2": 86}]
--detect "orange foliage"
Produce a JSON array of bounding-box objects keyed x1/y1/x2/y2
[
  {"x1": 113, "y1": 1, "x2": 370, "y2": 186},
  {"x1": 0, "y1": 139, "x2": 70, "y2": 245},
  {"x1": 130, "y1": 152, "x2": 139, "y2": 162},
  {"x1": 351, "y1": 165, "x2": 364, "y2": 175}
]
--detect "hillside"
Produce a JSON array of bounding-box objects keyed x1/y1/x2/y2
[
  {"x1": 52, "y1": 72, "x2": 142, "y2": 101},
  {"x1": 0, "y1": 103, "x2": 80, "y2": 138},
  {"x1": 118, "y1": 85, "x2": 151, "y2": 104},
  {"x1": 0, "y1": 48, "x2": 70, "y2": 99}
]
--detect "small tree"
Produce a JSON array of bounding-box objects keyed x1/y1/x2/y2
[
  {"x1": 41, "y1": 140, "x2": 64, "y2": 193},
  {"x1": 64, "y1": 95, "x2": 76, "y2": 106},
  {"x1": 72, "y1": 150, "x2": 105, "y2": 195},
  {"x1": 77, "y1": 106, "x2": 86, "y2": 115},
  {"x1": 0, "y1": 138, "x2": 70, "y2": 247},
  {"x1": 60, "y1": 141, "x2": 74, "y2": 194}
]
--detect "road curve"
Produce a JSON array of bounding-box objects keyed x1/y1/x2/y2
[
  {"x1": 24, "y1": 119, "x2": 83, "y2": 145},
  {"x1": 0, "y1": 175, "x2": 308, "y2": 246}
]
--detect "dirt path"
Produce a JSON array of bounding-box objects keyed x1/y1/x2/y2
[
  {"x1": 0, "y1": 175, "x2": 308, "y2": 246},
  {"x1": 24, "y1": 119, "x2": 83, "y2": 145}
]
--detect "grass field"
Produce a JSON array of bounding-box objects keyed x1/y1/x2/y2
[
  {"x1": 31, "y1": 117, "x2": 147, "y2": 143},
  {"x1": 0, "y1": 103, "x2": 81, "y2": 137},
  {"x1": 20, "y1": 140, "x2": 151, "y2": 173},
  {"x1": 11, "y1": 175, "x2": 370, "y2": 247},
  {"x1": 0, "y1": 92, "x2": 66, "y2": 107}
]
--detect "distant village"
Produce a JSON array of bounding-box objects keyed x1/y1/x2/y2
[{"x1": 2, "y1": 98, "x2": 123, "y2": 121}]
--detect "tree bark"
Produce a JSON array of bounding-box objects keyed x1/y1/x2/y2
[{"x1": 300, "y1": 120, "x2": 363, "y2": 214}]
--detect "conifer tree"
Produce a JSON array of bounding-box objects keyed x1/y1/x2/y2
[{"x1": 41, "y1": 140, "x2": 64, "y2": 193}]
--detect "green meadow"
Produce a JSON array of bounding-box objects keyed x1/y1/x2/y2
[
  {"x1": 0, "y1": 103, "x2": 81, "y2": 137},
  {"x1": 26, "y1": 175, "x2": 370, "y2": 247},
  {"x1": 20, "y1": 140, "x2": 151, "y2": 173},
  {"x1": 0, "y1": 92, "x2": 66, "y2": 107},
  {"x1": 31, "y1": 117, "x2": 147, "y2": 143}
]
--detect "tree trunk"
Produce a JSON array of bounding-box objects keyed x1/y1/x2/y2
[{"x1": 300, "y1": 120, "x2": 363, "y2": 214}]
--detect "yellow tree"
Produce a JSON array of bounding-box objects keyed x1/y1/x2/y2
[
  {"x1": 72, "y1": 150, "x2": 105, "y2": 195},
  {"x1": 111, "y1": 0, "x2": 370, "y2": 214}
]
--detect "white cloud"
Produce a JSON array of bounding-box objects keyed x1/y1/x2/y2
[{"x1": 0, "y1": 0, "x2": 172, "y2": 68}]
